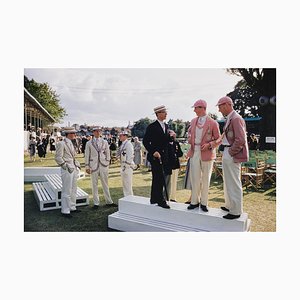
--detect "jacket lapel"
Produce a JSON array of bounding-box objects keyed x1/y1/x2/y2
[{"x1": 201, "y1": 118, "x2": 211, "y2": 142}]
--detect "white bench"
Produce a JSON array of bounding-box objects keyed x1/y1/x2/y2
[
  {"x1": 32, "y1": 174, "x2": 89, "y2": 211},
  {"x1": 33, "y1": 182, "x2": 58, "y2": 211}
]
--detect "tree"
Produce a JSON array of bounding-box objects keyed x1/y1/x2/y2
[
  {"x1": 131, "y1": 117, "x2": 153, "y2": 138},
  {"x1": 167, "y1": 119, "x2": 186, "y2": 137},
  {"x1": 24, "y1": 75, "x2": 67, "y2": 122},
  {"x1": 226, "y1": 68, "x2": 276, "y2": 150},
  {"x1": 227, "y1": 80, "x2": 260, "y2": 118}
]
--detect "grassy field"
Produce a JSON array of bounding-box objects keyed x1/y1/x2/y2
[{"x1": 24, "y1": 152, "x2": 276, "y2": 232}]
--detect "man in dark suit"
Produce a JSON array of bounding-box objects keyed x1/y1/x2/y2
[{"x1": 143, "y1": 105, "x2": 172, "y2": 209}]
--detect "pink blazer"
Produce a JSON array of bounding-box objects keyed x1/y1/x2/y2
[
  {"x1": 224, "y1": 111, "x2": 249, "y2": 163},
  {"x1": 187, "y1": 116, "x2": 221, "y2": 161}
]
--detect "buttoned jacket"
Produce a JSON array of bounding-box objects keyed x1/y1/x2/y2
[
  {"x1": 187, "y1": 116, "x2": 221, "y2": 161},
  {"x1": 55, "y1": 138, "x2": 81, "y2": 173},
  {"x1": 223, "y1": 110, "x2": 249, "y2": 163},
  {"x1": 85, "y1": 138, "x2": 110, "y2": 172},
  {"x1": 119, "y1": 140, "x2": 134, "y2": 168}
]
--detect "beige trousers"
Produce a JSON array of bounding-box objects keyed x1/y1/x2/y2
[
  {"x1": 169, "y1": 168, "x2": 179, "y2": 201},
  {"x1": 61, "y1": 167, "x2": 78, "y2": 214},
  {"x1": 190, "y1": 148, "x2": 214, "y2": 206},
  {"x1": 222, "y1": 147, "x2": 243, "y2": 215},
  {"x1": 91, "y1": 166, "x2": 113, "y2": 205},
  {"x1": 121, "y1": 166, "x2": 133, "y2": 197}
]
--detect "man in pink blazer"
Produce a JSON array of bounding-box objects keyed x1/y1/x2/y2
[
  {"x1": 187, "y1": 99, "x2": 221, "y2": 211},
  {"x1": 217, "y1": 96, "x2": 249, "y2": 219}
]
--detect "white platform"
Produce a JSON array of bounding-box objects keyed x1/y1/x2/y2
[
  {"x1": 108, "y1": 195, "x2": 251, "y2": 232},
  {"x1": 24, "y1": 167, "x2": 85, "y2": 182}
]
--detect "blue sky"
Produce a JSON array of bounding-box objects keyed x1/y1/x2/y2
[{"x1": 24, "y1": 68, "x2": 241, "y2": 127}]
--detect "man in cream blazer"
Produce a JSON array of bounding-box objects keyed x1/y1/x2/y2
[
  {"x1": 118, "y1": 131, "x2": 135, "y2": 197},
  {"x1": 85, "y1": 127, "x2": 116, "y2": 208},
  {"x1": 55, "y1": 127, "x2": 81, "y2": 218},
  {"x1": 187, "y1": 99, "x2": 221, "y2": 211},
  {"x1": 217, "y1": 96, "x2": 249, "y2": 219}
]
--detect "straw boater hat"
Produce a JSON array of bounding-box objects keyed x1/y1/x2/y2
[
  {"x1": 153, "y1": 105, "x2": 167, "y2": 114},
  {"x1": 92, "y1": 126, "x2": 102, "y2": 131},
  {"x1": 63, "y1": 127, "x2": 77, "y2": 134},
  {"x1": 119, "y1": 131, "x2": 130, "y2": 137}
]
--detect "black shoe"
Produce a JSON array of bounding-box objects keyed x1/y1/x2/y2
[
  {"x1": 71, "y1": 209, "x2": 81, "y2": 213},
  {"x1": 170, "y1": 199, "x2": 177, "y2": 202},
  {"x1": 184, "y1": 200, "x2": 191, "y2": 204},
  {"x1": 223, "y1": 213, "x2": 240, "y2": 220},
  {"x1": 157, "y1": 202, "x2": 170, "y2": 209},
  {"x1": 92, "y1": 205, "x2": 99, "y2": 209},
  {"x1": 150, "y1": 199, "x2": 158, "y2": 204},
  {"x1": 221, "y1": 206, "x2": 230, "y2": 212},
  {"x1": 61, "y1": 213, "x2": 72, "y2": 218},
  {"x1": 200, "y1": 204, "x2": 208, "y2": 212},
  {"x1": 187, "y1": 203, "x2": 200, "y2": 210},
  {"x1": 106, "y1": 203, "x2": 118, "y2": 207}
]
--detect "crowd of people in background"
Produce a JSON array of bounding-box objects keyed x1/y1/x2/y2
[{"x1": 26, "y1": 126, "x2": 153, "y2": 168}]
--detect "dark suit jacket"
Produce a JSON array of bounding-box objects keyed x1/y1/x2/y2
[
  {"x1": 169, "y1": 140, "x2": 183, "y2": 170},
  {"x1": 143, "y1": 120, "x2": 172, "y2": 173}
]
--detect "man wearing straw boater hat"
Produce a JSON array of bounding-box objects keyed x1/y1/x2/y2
[
  {"x1": 118, "y1": 131, "x2": 135, "y2": 196},
  {"x1": 143, "y1": 105, "x2": 173, "y2": 209},
  {"x1": 55, "y1": 127, "x2": 81, "y2": 218},
  {"x1": 216, "y1": 96, "x2": 249, "y2": 219},
  {"x1": 85, "y1": 126, "x2": 117, "y2": 209},
  {"x1": 186, "y1": 99, "x2": 221, "y2": 212}
]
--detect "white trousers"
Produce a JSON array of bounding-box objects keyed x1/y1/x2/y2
[
  {"x1": 169, "y1": 168, "x2": 179, "y2": 200},
  {"x1": 61, "y1": 167, "x2": 78, "y2": 214},
  {"x1": 91, "y1": 166, "x2": 113, "y2": 205},
  {"x1": 121, "y1": 166, "x2": 133, "y2": 196},
  {"x1": 222, "y1": 147, "x2": 243, "y2": 215},
  {"x1": 190, "y1": 148, "x2": 214, "y2": 206}
]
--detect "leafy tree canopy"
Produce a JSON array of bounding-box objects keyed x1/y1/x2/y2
[
  {"x1": 131, "y1": 117, "x2": 153, "y2": 138},
  {"x1": 226, "y1": 68, "x2": 276, "y2": 118},
  {"x1": 24, "y1": 75, "x2": 67, "y2": 122}
]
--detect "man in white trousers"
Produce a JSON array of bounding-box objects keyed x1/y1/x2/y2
[
  {"x1": 55, "y1": 127, "x2": 81, "y2": 218},
  {"x1": 85, "y1": 127, "x2": 117, "y2": 209},
  {"x1": 118, "y1": 131, "x2": 135, "y2": 196},
  {"x1": 217, "y1": 96, "x2": 249, "y2": 219},
  {"x1": 186, "y1": 99, "x2": 221, "y2": 212}
]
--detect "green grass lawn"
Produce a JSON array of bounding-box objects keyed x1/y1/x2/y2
[{"x1": 24, "y1": 152, "x2": 276, "y2": 232}]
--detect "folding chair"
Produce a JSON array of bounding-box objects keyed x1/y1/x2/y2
[
  {"x1": 242, "y1": 160, "x2": 265, "y2": 191},
  {"x1": 213, "y1": 154, "x2": 223, "y2": 179},
  {"x1": 263, "y1": 167, "x2": 276, "y2": 186}
]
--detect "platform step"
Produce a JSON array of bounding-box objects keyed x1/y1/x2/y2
[
  {"x1": 109, "y1": 212, "x2": 207, "y2": 232},
  {"x1": 108, "y1": 195, "x2": 251, "y2": 232},
  {"x1": 32, "y1": 181, "x2": 89, "y2": 211},
  {"x1": 25, "y1": 167, "x2": 85, "y2": 183}
]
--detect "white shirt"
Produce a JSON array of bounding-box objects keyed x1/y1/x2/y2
[
  {"x1": 195, "y1": 127, "x2": 203, "y2": 146},
  {"x1": 194, "y1": 115, "x2": 207, "y2": 145},
  {"x1": 157, "y1": 119, "x2": 166, "y2": 133}
]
